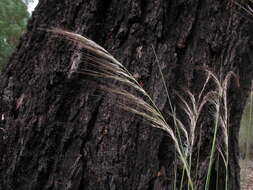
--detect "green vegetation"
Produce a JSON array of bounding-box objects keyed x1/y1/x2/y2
[
  {"x1": 239, "y1": 91, "x2": 253, "y2": 158},
  {"x1": 0, "y1": 0, "x2": 29, "y2": 70},
  {"x1": 240, "y1": 91, "x2": 253, "y2": 190},
  {"x1": 51, "y1": 29, "x2": 238, "y2": 190}
]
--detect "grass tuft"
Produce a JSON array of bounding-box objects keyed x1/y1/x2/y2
[{"x1": 50, "y1": 28, "x2": 239, "y2": 190}]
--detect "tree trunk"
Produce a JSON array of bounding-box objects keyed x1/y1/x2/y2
[{"x1": 0, "y1": 0, "x2": 252, "y2": 190}]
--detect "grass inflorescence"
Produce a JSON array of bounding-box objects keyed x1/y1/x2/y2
[{"x1": 50, "y1": 29, "x2": 239, "y2": 190}]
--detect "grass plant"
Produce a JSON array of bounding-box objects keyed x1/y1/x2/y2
[
  {"x1": 204, "y1": 71, "x2": 238, "y2": 190},
  {"x1": 50, "y1": 29, "x2": 239, "y2": 190}
]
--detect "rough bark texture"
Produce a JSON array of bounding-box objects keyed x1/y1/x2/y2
[{"x1": 0, "y1": 0, "x2": 252, "y2": 190}]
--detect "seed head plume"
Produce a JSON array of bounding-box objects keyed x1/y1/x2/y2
[
  {"x1": 203, "y1": 68, "x2": 239, "y2": 190},
  {"x1": 48, "y1": 28, "x2": 241, "y2": 190},
  {"x1": 49, "y1": 28, "x2": 195, "y2": 189}
]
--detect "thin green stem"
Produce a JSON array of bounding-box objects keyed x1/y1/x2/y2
[
  {"x1": 180, "y1": 167, "x2": 186, "y2": 190},
  {"x1": 173, "y1": 151, "x2": 178, "y2": 190},
  {"x1": 205, "y1": 102, "x2": 220, "y2": 190},
  {"x1": 188, "y1": 156, "x2": 192, "y2": 190},
  {"x1": 152, "y1": 45, "x2": 194, "y2": 189},
  {"x1": 151, "y1": 45, "x2": 173, "y2": 111},
  {"x1": 225, "y1": 163, "x2": 228, "y2": 190}
]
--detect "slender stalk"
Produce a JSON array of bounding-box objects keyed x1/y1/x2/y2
[
  {"x1": 205, "y1": 99, "x2": 221, "y2": 190},
  {"x1": 173, "y1": 152, "x2": 178, "y2": 190},
  {"x1": 225, "y1": 162, "x2": 228, "y2": 190},
  {"x1": 152, "y1": 45, "x2": 195, "y2": 189},
  {"x1": 151, "y1": 45, "x2": 173, "y2": 111},
  {"x1": 188, "y1": 157, "x2": 192, "y2": 190},
  {"x1": 51, "y1": 29, "x2": 238, "y2": 190},
  {"x1": 180, "y1": 167, "x2": 186, "y2": 190},
  {"x1": 195, "y1": 124, "x2": 203, "y2": 186}
]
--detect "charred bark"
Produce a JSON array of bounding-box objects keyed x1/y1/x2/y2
[{"x1": 0, "y1": 0, "x2": 252, "y2": 190}]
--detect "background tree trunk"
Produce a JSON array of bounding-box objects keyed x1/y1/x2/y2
[{"x1": 0, "y1": 0, "x2": 252, "y2": 190}]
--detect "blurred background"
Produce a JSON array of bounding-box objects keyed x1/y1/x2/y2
[{"x1": 0, "y1": 0, "x2": 38, "y2": 70}]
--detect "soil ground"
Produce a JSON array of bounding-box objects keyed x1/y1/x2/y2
[{"x1": 240, "y1": 159, "x2": 253, "y2": 190}]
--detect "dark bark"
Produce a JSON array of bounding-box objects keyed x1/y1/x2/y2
[{"x1": 0, "y1": 0, "x2": 252, "y2": 190}]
